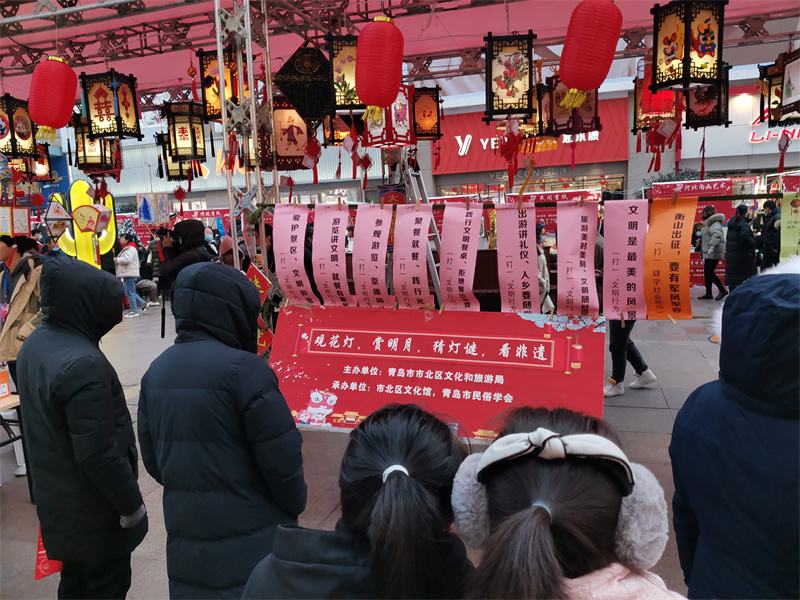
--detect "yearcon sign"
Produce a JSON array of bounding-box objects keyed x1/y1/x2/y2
[{"x1": 270, "y1": 306, "x2": 605, "y2": 438}]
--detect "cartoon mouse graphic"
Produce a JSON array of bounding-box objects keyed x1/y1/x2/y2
[{"x1": 296, "y1": 390, "x2": 338, "y2": 426}]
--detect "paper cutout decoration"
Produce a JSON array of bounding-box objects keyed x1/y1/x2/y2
[{"x1": 71, "y1": 203, "x2": 112, "y2": 234}]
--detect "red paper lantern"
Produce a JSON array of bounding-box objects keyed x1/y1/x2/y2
[
  {"x1": 355, "y1": 17, "x2": 404, "y2": 123},
  {"x1": 29, "y1": 57, "x2": 78, "y2": 143},
  {"x1": 559, "y1": 0, "x2": 622, "y2": 108}
]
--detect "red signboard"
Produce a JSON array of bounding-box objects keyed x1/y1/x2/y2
[
  {"x1": 690, "y1": 255, "x2": 726, "y2": 287},
  {"x1": 651, "y1": 179, "x2": 735, "y2": 223},
  {"x1": 433, "y1": 98, "x2": 629, "y2": 175},
  {"x1": 269, "y1": 306, "x2": 605, "y2": 438}
]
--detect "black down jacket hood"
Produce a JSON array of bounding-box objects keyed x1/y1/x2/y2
[
  {"x1": 718, "y1": 263, "x2": 800, "y2": 419},
  {"x1": 41, "y1": 255, "x2": 124, "y2": 341},
  {"x1": 172, "y1": 261, "x2": 260, "y2": 353}
]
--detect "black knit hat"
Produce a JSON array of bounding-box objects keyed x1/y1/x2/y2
[{"x1": 763, "y1": 200, "x2": 777, "y2": 211}]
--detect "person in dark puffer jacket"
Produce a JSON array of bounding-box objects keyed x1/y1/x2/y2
[
  {"x1": 670, "y1": 257, "x2": 799, "y2": 600},
  {"x1": 138, "y1": 262, "x2": 306, "y2": 599}
]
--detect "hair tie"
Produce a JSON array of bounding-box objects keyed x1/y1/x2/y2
[
  {"x1": 382, "y1": 464, "x2": 409, "y2": 483},
  {"x1": 531, "y1": 501, "x2": 552, "y2": 522}
]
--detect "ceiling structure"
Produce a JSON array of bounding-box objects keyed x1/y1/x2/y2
[{"x1": 1, "y1": 0, "x2": 798, "y2": 111}]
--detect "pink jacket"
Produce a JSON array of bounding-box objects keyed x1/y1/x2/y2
[{"x1": 564, "y1": 563, "x2": 685, "y2": 600}]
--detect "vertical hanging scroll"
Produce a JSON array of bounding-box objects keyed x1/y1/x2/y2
[
  {"x1": 352, "y1": 205, "x2": 395, "y2": 308},
  {"x1": 603, "y1": 199, "x2": 648, "y2": 320},
  {"x1": 273, "y1": 204, "x2": 320, "y2": 307},
  {"x1": 438, "y1": 204, "x2": 480, "y2": 311},
  {"x1": 557, "y1": 200, "x2": 599, "y2": 316},
  {"x1": 312, "y1": 204, "x2": 357, "y2": 306},
  {"x1": 393, "y1": 204, "x2": 434, "y2": 309},
  {"x1": 495, "y1": 204, "x2": 539, "y2": 314}
]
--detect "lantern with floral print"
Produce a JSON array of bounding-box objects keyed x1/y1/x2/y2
[
  {"x1": 559, "y1": 0, "x2": 623, "y2": 108},
  {"x1": 29, "y1": 57, "x2": 78, "y2": 143},
  {"x1": 355, "y1": 17, "x2": 404, "y2": 125}
]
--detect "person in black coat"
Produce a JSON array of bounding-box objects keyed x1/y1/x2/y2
[
  {"x1": 158, "y1": 219, "x2": 213, "y2": 288},
  {"x1": 17, "y1": 256, "x2": 148, "y2": 599},
  {"x1": 243, "y1": 404, "x2": 473, "y2": 600},
  {"x1": 756, "y1": 200, "x2": 782, "y2": 270},
  {"x1": 724, "y1": 204, "x2": 757, "y2": 291},
  {"x1": 138, "y1": 262, "x2": 306, "y2": 599},
  {"x1": 669, "y1": 257, "x2": 799, "y2": 600}
]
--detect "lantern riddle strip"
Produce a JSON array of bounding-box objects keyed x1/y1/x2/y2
[
  {"x1": 559, "y1": 0, "x2": 622, "y2": 109},
  {"x1": 484, "y1": 31, "x2": 536, "y2": 123},
  {"x1": 29, "y1": 57, "x2": 78, "y2": 144},
  {"x1": 355, "y1": 17, "x2": 404, "y2": 125}
]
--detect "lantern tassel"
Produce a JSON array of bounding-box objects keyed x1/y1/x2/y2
[
  {"x1": 157, "y1": 154, "x2": 164, "y2": 179},
  {"x1": 67, "y1": 139, "x2": 73, "y2": 166},
  {"x1": 36, "y1": 126, "x2": 57, "y2": 144},
  {"x1": 700, "y1": 128, "x2": 706, "y2": 180},
  {"x1": 654, "y1": 149, "x2": 661, "y2": 173},
  {"x1": 209, "y1": 129, "x2": 215, "y2": 157},
  {"x1": 188, "y1": 166, "x2": 192, "y2": 193},
  {"x1": 335, "y1": 147, "x2": 342, "y2": 180},
  {"x1": 636, "y1": 131, "x2": 642, "y2": 153},
  {"x1": 560, "y1": 88, "x2": 586, "y2": 109},
  {"x1": 570, "y1": 140, "x2": 577, "y2": 171},
  {"x1": 519, "y1": 156, "x2": 535, "y2": 196},
  {"x1": 759, "y1": 89, "x2": 766, "y2": 123},
  {"x1": 675, "y1": 127, "x2": 682, "y2": 173}
]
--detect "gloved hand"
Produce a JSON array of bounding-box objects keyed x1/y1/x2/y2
[{"x1": 120, "y1": 504, "x2": 146, "y2": 528}]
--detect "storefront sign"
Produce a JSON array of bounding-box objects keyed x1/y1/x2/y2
[
  {"x1": 781, "y1": 193, "x2": 800, "y2": 261},
  {"x1": 312, "y1": 205, "x2": 357, "y2": 306},
  {"x1": 273, "y1": 204, "x2": 319, "y2": 307},
  {"x1": 651, "y1": 178, "x2": 734, "y2": 223},
  {"x1": 269, "y1": 306, "x2": 606, "y2": 437},
  {"x1": 644, "y1": 196, "x2": 698, "y2": 320},
  {"x1": 495, "y1": 204, "x2": 539, "y2": 313},
  {"x1": 352, "y1": 204, "x2": 395, "y2": 308},
  {"x1": 603, "y1": 200, "x2": 648, "y2": 320},
  {"x1": 439, "y1": 204, "x2": 480, "y2": 311},
  {"x1": 393, "y1": 204, "x2": 435, "y2": 309},
  {"x1": 557, "y1": 200, "x2": 600, "y2": 316}
]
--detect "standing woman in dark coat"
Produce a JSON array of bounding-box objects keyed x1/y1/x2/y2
[
  {"x1": 243, "y1": 404, "x2": 474, "y2": 600},
  {"x1": 138, "y1": 262, "x2": 306, "y2": 599},
  {"x1": 724, "y1": 204, "x2": 757, "y2": 292}
]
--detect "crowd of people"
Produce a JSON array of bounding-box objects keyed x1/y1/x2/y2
[{"x1": 0, "y1": 210, "x2": 796, "y2": 600}]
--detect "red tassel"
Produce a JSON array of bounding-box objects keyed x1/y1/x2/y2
[
  {"x1": 636, "y1": 131, "x2": 641, "y2": 153},
  {"x1": 648, "y1": 152, "x2": 656, "y2": 173},
  {"x1": 228, "y1": 134, "x2": 238, "y2": 172},
  {"x1": 654, "y1": 150, "x2": 661, "y2": 173},
  {"x1": 335, "y1": 147, "x2": 342, "y2": 180},
  {"x1": 570, "y1": 141, "x2": 577, "y2": 171},
  {"x1": 675, "y1": 127, "x2": 682, "y2": 173},
  {"x1": 187, "y1": 165, "x2": 192, "y2": 193},
  {"x1": 313, "y1": 162, "x2": 319, "y2": 185},
  {"x1": 191, "y1": 79, "x2": 199, "y2": 103},
  {"x1": 700, "y1": 128, "x2": 706, "y2": 180},
  {"x1": 778, "y1": 151, "x2": 786, "y2": 173}
]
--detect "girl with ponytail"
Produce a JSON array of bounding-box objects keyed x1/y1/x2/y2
[
  {"x1": 452, "y1": 407, "x2": 684, "y2": 600},
  {"x1": 243, "y1": 403, "x2": 473, "y2": 599}
]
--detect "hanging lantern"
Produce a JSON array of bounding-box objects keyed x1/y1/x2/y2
[
  {"x1": 324, "y1": 113, "x2": 365, "y2": 146},
  {"x1": 328, "y1": 34, "x2": 363, "y2": 112},
  {"x1": 72, "y1": 114, "x2": 120, "y2": 174},
  {"x1": 31, "y1": 144, "x2": 52, "y2": 181},
  {"x1": 651, "y1": 0, "x2": 727, "y2": 92},
  {"x1": 355, "y1": 17, "x2": 404, "y2": 124},
  {"x1": 684, "y1": 63, "x2": 731, "y2": 130},
  {"x1": 274, "y1": 43, "x2": 333, "y2": 134},
  {"x1": 44, "y1": 197, "x2": 72, "y2": 240},
  {"x1": 29, "y1": 57, "x2": 78, "y2": 143},
  {"x1": 546, "y1": 74, "x2": 601, "y2": 136},
  {"x1": 79, "y1": 69, "x2": 143, "y2": 140},
  {"x1": 759, "y1": 56, "x2": 800, "y2": 128},
  {"x1": 363, "y1": 84, "x2": 416, "y2": 149},
  {"x1": 71, "y1": 203, "x2": 113, "y2": 234},
  {"x1": 559, "y1": 0, "x2": 622, "y2": 108},
  {"x1": 196, "y1": 46, "x2": 244, "y2": 123},
  {"x1": 483, "y1": 31, "x2": 536, "y2": 123},
  {"x1": 780, "y1": 48, "x2": 800, "y2": 121},
  {"x1": 0, "y1": 94, "x2": 37, "y2": 159},
  {"x1": 633, "y1": 56, "x2": 678, "y2": 133},
  {"x1": 155, "y1": 133, "x2": 189, "y2": 181},
  {"x1": 161, "y1": 102, "x2": 206, "y2": 162},
  {"x1": 259, "y1": 95, "x2": 309, "y2": 171},
  {"x1": 413, "y1": 87, "x2": 442, "y2": 141}
]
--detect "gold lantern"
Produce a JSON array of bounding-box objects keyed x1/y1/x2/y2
[
  {"x1": 484, "y1": 30, "x2": 536, "y2": 123},
  {"x1": 328, "y1": 35, "x2": 363, "y2": 112},
  {"x1": 0, "y1": 94, "x2": 37, "y2": 159},
  {"x1": 413, "y1": 87, "x2": 442, "y2": 141},
  {"x1": 651, "y1": 0, "x2": 727, "y2": 91},
  {"x1": 161, "y1": 102, "x2": 206, "y2": 162},
  {"x1": 71, "y1": 114, "x2": 120, "y2": 173},
  {"x1": 196, "y1": 46, "x2": 244, "y2": 123},
  {"x1": 79, "y1": 69, "x2": 143, "y2": 140}
]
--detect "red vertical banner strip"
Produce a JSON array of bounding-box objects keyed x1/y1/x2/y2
[
  {"x1": 495, "y1": 204, "x2": 539, "y2": 314},
  {"x1": 644, "y1": 196, "x2": 698, "y2": 320},
  {"x1": 438, "y1": 204, "x2": 481, "y2": 311},
  {"x1": 393, "y1": 204, "x2": 435, "y2": 309},
  {"x1": 312, "y1": 204, "x2": 358, "y2": 307},
  {"x1": 603, "y1": 199, "x2": 648, "y2": 320},
  {"x1": 557, "y1": 201, "x2": 600, "y2": 316},
  {"x1": 273, "y1": 204, "x2": 320, "y2": 307},
  {"x1": 352, "y1": 204, "x2": 396, "y2": 308}
]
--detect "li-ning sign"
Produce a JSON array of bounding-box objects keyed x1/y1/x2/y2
[
  {"x1": 454, "y1": 131, "x2": 599, "y2": 157},
  {"x1": 749, "y1": 108, "x2": 800, "y2": 144}
]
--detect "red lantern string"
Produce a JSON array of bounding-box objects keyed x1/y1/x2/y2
[
  {"x1": 675, "y1": 127, "x2": 682, "y2": 173},
  {"x1": 188, "y1": 55, "x2": 199, "y2": 103},
  {"x1": 778, "y1": 130, "x2": 791, "y2": 173},
  {"x1": 570, "y1": 140, "x2": 577, "y2": 171},
  {"x1": 335, "y1": 146, "x2": 342, "y2": 180},
  {"x1": 360, "y1": 154, "x2": 372, "y2": 190},
  {"x1": 304, "y1": 137, "x2": 322, "y2": 184},
  {"x1": 227, "y1": 133, "x2": 239, "y2": 172},
  {"x1": 355, "y1": 17, "x2": 404, "y2": 124},
  {"x1": 29, "y1": 57, "x2": 78, "y2": 143},
  {"x1": 636, "y1": 131, "x2": 642, "y2": 153}
]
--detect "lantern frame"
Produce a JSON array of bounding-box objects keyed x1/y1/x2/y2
[
  {"x1": 71, "y1": 114, "x2": 120, "y2": 174},
  {"x1": 546, "y1": 75, "x2": 601, "y2": 137},
  {"x1": 633, "y1": 57, "x2": 678, "y2": 133},
  {"x1": 413, "y1": 87, "x2": 442, "y2": 141},
  {"x1": 759, "y1": 58, "x2": 800, "y2": 128},
  {"x1": 683, "y1": 63, "x2": 732, "y2": 130},
  {"x1": 31, "y1": 143, "x2": 52, "y2": 181},
  {"x1": 259, "y1": 96, "x2": 308, "y2": 171},
  {"x1": 274, "y1": 44, "x2": 332, "y2": 134},
  {"x1": 0, "y1": 94, "x2": 37, "y2": 159},
  {"x1": 161, "y1": 102, "x2": 206, "y2": 162},
  {"x1": 651, "y1": 0, "x2": 727, "y2": 92},
  {"x1": 328, "y1": 35, "x2": 364, "y2": 112},
  {"x1": 780, "y1": 48, "x2": 800, "y2": 119},
  {"x1": 483, "y1": 30, "x2": 536, "y2": 123},
  {"x1": 363, "y1": 84, "x2": 416, "y2": 149},
  {"x1": 196, "y1": 46, "x2": 240, "y2": 123},
  {"x1": 155, "y1": 132, "x2": 190, "y2": 181},
  {"x1": 323, "y1": 113, "x2": 364, "y2": 147},
  {"x1": 79, "y1": 69, "x2": 143, "y2": 140}
]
